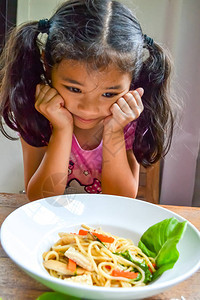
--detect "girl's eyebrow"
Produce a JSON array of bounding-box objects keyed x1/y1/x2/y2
[
  {"x1": 105, "y1": 85, "x2": 123, "y2": 90},
  {"x1": 61, "y1": 77, "x2": 123, "y2": 90},
  {"x1": 62, "y1": 77, "x2": 84, "y2": 86}
]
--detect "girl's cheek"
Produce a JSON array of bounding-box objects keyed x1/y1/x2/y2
[
  {"x1": 104, "y1": 104, "x2": 114, "y2": 116},
  {"x1": 59, "y1": 95, "x2": 70, "y2": 109},
  {"x1": 64, "y1": 101, "x2": 72, "y2": 111}
]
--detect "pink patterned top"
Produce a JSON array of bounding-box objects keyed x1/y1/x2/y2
[{"x1": 64, "y1": 121, "x2": 137, "y2": 194}]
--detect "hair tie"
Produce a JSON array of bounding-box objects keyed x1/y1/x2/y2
[
  {"x1": 144, "y1": 34, "x2": 154, "y2": 46},
  {"x1": 38, "y1": 19, "x2": 50, "y2": 34}
]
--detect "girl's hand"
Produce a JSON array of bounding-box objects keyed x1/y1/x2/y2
[
  {"x1": 104, "y1": 88, "x2": 144, "y2": 133},
  {"x1": 35, "y1": 84, "x2": 73, "y2": 131}
]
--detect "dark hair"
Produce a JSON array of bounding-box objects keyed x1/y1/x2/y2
[{"x1": 0, "y1": 0, "x2": 174, "y2": 167}]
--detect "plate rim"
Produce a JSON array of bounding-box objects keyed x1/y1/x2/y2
[{"x1": 1, "y1": 194, "x2": 200, "y2": 296}]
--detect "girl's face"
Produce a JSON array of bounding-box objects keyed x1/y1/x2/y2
[{"x1": 51, "y1": 59, "x2": 132, "y2": 130}]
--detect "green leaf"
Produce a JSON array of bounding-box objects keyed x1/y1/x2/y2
[
  {"x1": 36, "y1": 292, "x2": 81, "y2": 300},
  {"x1": 118, "y1": 250, "x2": 152, "y2": 283},
  {"x1": 138, "y1": 217, "x2": 187, "y2": 280}
]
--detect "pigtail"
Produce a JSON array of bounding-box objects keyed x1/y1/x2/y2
[
  {"x1": 0, "y1": 22, "x2": 51, "y2": 146},
  {"x1": 133, "y1": 42, "x2": 174, "y2": 167}
]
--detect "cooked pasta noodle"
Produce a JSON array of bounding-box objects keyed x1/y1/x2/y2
[{"x1": 43, "y1": 225, "x2": 156, "y2": 287}]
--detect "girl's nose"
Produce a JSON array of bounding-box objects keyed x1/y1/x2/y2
[{"x1": 77, "y1": 96, "x2": 100, "y2": 114}]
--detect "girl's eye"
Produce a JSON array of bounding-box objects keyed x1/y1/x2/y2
[
  {"x1": 102, "y1": 92, "x2": 118, "y2": 98},
  {"x1": 66, "y1": 86, "x2": 81, "y2": 93}
]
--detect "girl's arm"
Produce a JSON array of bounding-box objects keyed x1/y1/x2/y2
[
  {"x1": 101, "y1": 130, "x2": 140, "y2": 198},
  {"x1": 21, "y1": 127, "x2": 72, "y2": 201},
  {"x1": 101, "y1": 89, "x2": 143, "y2": 198},
  {"x1": 21, "y1": 84, "x2": 73, "y2": 201}
]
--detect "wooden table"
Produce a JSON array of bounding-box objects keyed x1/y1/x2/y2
[{"x1": 0, "y1": 193, "x2": 200, "y2": 300}]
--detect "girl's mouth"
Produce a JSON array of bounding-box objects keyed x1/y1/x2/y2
[{"x1": 74, "y1": 115, "x2": 100, "y2": 124}]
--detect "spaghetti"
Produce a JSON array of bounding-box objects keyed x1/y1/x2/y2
[{"x1": 43, "y1": 224, "x2": 156, "y2": 287}]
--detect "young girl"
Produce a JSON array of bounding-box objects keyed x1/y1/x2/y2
[{"x1": 0, "y1": 0, "x2": 174, "y2": 201}]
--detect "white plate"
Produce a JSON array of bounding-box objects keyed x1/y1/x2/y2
[{"x1": 1, "y1": 194, "x2": 200, "y2": 300}]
